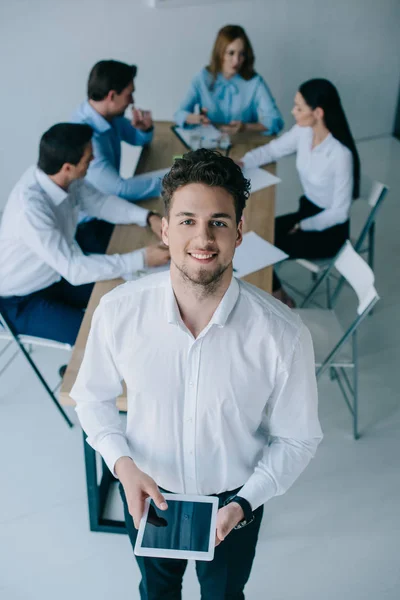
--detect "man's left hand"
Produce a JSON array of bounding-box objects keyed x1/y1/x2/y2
[
  {"x1": 148, "y1": 213, "x2": 162, "y2": 239},
  {"x1": 215, "y1": 502, "x2": 244, "y2": 546},
  {"x1": 132, "y1": 108, "x2": 153, "y2": 131}
]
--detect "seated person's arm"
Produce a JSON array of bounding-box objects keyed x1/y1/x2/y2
[
  {"x1": 119, "y1": 114, "x2": 154, "y2": 146},
  {"x1": 300, "y1": 151, "x2": 353, "y2": 231},
  {"x1": 237, "y1": 324, "x2": 323, "y2": 512},
  {"x1": 78, "y1": 180, "x2": 149, "y2": 227},
  {"x1": 253, "y1": 78, "x2": 284, "y2": 135},
  {"x1": 78, "y1": 181, "x2": 163, "y2": 239},
  {"x1": 240, "y1": 125, "x2": 299, "y2": 169},
  {"x1": 174, "y1": 77, "x2": 209, "y2": 127},
  {"x1": 22, "y1": 200, "x2": 146, "y2": 285},
  {"x1": 88, "y1": 137, "x2": 161, "y2": 202}
]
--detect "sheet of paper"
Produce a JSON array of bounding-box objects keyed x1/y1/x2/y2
[
  {"x1": 243, "y1": 167, "x2": 281, "y2": 193},
  {"x1": 120, "y1": 143, "x2": 143, "y2": 179},
  {"x1": 175, "y1": 125, "x2": 221, "y2": 150},
  {"x1": 233, "y1": 231, "x2": 288, "y2": 278},
  {"x1": 133, "y1": 167, "x2": 170, "y2": 182}
]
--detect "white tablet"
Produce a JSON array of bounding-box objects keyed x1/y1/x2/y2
[{"x1": 134, "y1": 493, "x2": 219, "y2": 561}]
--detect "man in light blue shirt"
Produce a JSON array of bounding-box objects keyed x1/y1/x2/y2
[{"x1": 72, "y1": 60, "x2": 161, "y2": 202}]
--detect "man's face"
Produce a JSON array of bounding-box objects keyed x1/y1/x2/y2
[
  {"x1": 162, "y1": 183, "x2": 242, "y2": 288},
  {"x1": 109, "y1": 81, "x2": 135, "y2": 117},
  {"x1": 69, "y1": 142, "x2": 93, "y2": 180}
]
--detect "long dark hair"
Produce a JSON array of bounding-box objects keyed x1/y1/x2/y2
[{"x1": 299, "y1": 79, "x2": 360, "y2": 199}]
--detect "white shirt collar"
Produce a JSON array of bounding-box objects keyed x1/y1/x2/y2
[
  {"x1": 35, "y1": 168, "x2": 68, "y2": 206},
  {"x1": 166, "y1": 274, "x2": 240, "y2": 329}
]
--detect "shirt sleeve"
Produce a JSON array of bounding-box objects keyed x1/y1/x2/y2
[
  {"x1": 118, "y1": 117, "x2": 154, "y2": 146},
  {"x1": 71, "y1": 299, "x2": 134, "y2": 475},
  {"x1": 174, "y1": 75, "x2": 201, "y2": 127},
  {"x1": 300, "y1": 149, "x2": 353, "y2": 231},
  {"x1": 78, "y1": 180, "x2": 149, "y2": 227},
  {"x1": 241, "y1": 125, "x2": 300, "y2": 168},
  {"x1": 238, "y1": 323, "x2": 323, "y2": 511},
  {"x1": 88, "y1": 135, "x2": 162, "y2": 202},
  {"x1": 21, "y1": 200, "x2": 145, "y2": 286},
  {"x1": 254, "y1": 78, "x2": 284, "y2": 135}
]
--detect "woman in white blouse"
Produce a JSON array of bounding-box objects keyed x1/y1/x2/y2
[{"x1": 240, "y1": 78, "x2": 360, "y2": 307}]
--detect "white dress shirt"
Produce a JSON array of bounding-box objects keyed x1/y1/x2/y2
[
  {"x1": 0, "y1": 167, "x2": 151, "y2": 297},
  {"x1": 242, "y1": 125, "x2": 353, "y2": 231},
  {"x1": 71, "y1": 271, "x2": 323, "y2": 511}
]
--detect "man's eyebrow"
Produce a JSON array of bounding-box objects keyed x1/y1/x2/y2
[{"x1": 174, "y1": 212, "x2": 233, "y2": 220}]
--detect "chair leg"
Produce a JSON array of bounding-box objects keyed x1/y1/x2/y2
[
  {"x1": 368, "y1": 223, "x2": 375, "y2": 271},
  {"x1": 18, "y1": 341, "x2": 74, "y2": 428},
  {"x1": 353, "y1": 332, "x2": 359, "y2": 440},
  {"x1": 326, "y1": 275, "x2": 332, "y2": 309}
]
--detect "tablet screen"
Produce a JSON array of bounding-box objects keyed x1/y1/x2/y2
[{"x1": 135, "y1": 493, "x2": 219, "y2": 561}]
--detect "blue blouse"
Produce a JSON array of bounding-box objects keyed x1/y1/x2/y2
[{"x1": 174, "y1": 68, "x2": 284, "y2": 135}]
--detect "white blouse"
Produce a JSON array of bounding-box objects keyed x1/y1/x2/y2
[{"x1": 242, "y1": 125, "x2": 354, "y2": 231}]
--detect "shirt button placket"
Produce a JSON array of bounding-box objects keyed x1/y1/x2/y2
[{"x1": 184, "y1": 340, "x2": 200, "y2": 493}]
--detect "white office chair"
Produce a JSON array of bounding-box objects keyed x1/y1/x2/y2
[
  {"x1": 295, "y1": 241, "x2": 379, "y2": 439},
  {"x1": 281, "y1": 179, "x2": 389, "y2": 307},
  {"x1": 0, "y1": 312, "x2": 74, "y2": 427}
]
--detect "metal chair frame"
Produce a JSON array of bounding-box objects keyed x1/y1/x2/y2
[
  {"x1": 0, "y1": 310, "x2": 73, "y2": 428},
  {"x1": 298, "y1": 242, "x2": 379, "y2": 439}
]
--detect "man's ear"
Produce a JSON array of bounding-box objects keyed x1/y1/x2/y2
[
  {"x1": 235, "y1": 218, "x2": 243, "y2": 249},
  {"x1": 161, "y1": 216, "x2": 169, "y2": 247},
  {"x1": 60, "y1": 163, "x2": 73, "y2": 177},
  {"x1": 107, "y1": 90, "x2": 116, "y2": 103}
]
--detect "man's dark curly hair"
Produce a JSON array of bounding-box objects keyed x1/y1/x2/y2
[{"x1": 162, "y1": 149, "x2": 251, "y2": 224}]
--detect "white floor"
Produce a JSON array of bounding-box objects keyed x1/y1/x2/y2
[{"x1": 1, "y1": 136, "x2": 399, "y2": 600}]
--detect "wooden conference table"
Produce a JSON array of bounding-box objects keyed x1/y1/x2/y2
[{"x1": 60, "y1": 121, "x2": 277, "y2": 533}]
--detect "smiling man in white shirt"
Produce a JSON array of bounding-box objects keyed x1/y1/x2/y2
[
  {"x1": 71, "y1": 149, "x2": 323, "y2": 599},
  {"x1": 0, "y1": 123, "x2": 169, "y2": 345}
]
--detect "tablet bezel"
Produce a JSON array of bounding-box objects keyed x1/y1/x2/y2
[{"x1": 134, "y1": 493, "x2": 219, "y2": 561}]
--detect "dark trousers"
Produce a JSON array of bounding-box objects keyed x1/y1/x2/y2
[
  {"x1": 0, "y1": 279, "x2": 93, "y2": 345},
  {"x1": 120, "y1": 484, "x2": 264, "y2": 600},
  {"x1": 75, "y1": 218, "x2": 114, "y2": 255},
  {"x1": 273, "y1": 196, "x2": 349, "y2": 291},
  {"x1": 0, "y1": 220, "x2": 113, "y2": 345}
]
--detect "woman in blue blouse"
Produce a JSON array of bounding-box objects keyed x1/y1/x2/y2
[{"x1": 174, "y1": 25, "x2": 284, "y2": 135}]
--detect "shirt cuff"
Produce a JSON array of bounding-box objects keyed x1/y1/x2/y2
[
  {"x1": 121, "y1": 248, "x2": 146, "y2": 275},
  {"x1": 94, "y1": 433, "x2": 134, "y2": 476},
  {"x1": 241, "y1": 153, "x2": 257, "y2": 170},
  {"x1": 237, "y1": 472, "x2": 278, "y2": 511}
]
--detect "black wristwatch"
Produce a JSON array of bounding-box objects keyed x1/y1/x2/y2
[
  {"x1": 223, "y1": 494, "x2": 255, "y2": 530},
  {"x1": 146, "y1": 210, "x2": 160, "y2": 227}
]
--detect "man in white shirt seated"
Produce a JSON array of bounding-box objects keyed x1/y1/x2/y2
[
  {"x1": 0, "y1": 123, "x2": 169, "y2": 345},
  {"x1": 71, "y1": 149, "x2": 323, "y2": 598}
]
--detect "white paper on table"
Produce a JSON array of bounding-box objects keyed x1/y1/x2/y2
[
  {"x1": 233, "y1": 231, "x2": 288, "y2": 278},
  {"x1": 120, "y1": 143, "x2": 143, "y2": 179},
  {"x1": 133, "y1": 167, "x2": 170, "y2": 182},
  {"x1": 242, "y1": 167, "x2": 281, "y2": 193},
  {"x1": 175, "y1": 125, "x2": 221, "y2": 149}
]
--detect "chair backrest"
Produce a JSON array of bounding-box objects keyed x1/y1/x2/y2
[
  {"x1": 334, "y1": 241, "x2": 379, "y2": 315},
  {"x1": 367, "y1": 181, "x2": 386, "y2": 208}
]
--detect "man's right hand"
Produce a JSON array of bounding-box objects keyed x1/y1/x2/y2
[
  {"x1": 115, "y1": 457, "x2": 168, "y2": 529},
  {"x1": 145, "y1": 243, "x2": 170, "y2": 267}
]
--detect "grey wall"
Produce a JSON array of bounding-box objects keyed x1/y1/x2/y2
[{"x1": 0, "y1": 0, "x2": 399, "y2": 208}]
